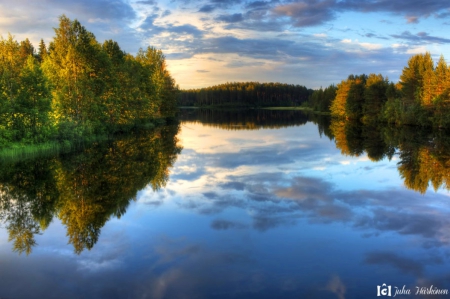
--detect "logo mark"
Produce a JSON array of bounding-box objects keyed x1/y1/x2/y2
[{"x1": 377, "y1": 284, "x2": 392, "y2": 297}]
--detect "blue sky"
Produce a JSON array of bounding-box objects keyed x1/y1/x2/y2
[{"x1": 1, "y1": 0, "x2": 450, "y2": 89}]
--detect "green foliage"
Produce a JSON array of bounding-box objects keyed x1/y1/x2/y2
[
  {"x1": 435, "y1": 55, "x2": 449, "y2": 95},
  {"x1": 0, "y1": 16, "x2": 178, "y2": 148},
  {"x1": 308, "y1": 84, "x2": 336, "y2": 112},
  {"x1": 345, "y1": 74, "x2": 366, "y2": 120},
  {"x1": 395, "y1": 52, "x2": 450, "y2": 127},
  {"x1": 362, "y1": 74, "x2": 389, "y2": 123},
  {"x1": 400, "y1": 53, "x2": 427, "y2": 105},
  {"x1": 382, "y1": 98, "x2": 403, "y2": 125},
  {"x1": 328, "y1": 52, "x2": 450, "y2": 129},
  {"x1": 431, "y1": 89, "x2": 450, "y2": 128}
]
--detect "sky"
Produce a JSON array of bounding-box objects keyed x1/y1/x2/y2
[{"x1": 1, "y1": 0, "x2": 450, "y2": 89}]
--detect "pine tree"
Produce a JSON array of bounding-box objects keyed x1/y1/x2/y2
[
  {"x1": 37, "y1": 39, "x2": 48, "y2": 63},
  {"x1": 400, "y1": 53, "x2": 434, "y2": 106},
  {"x1": 345, "y1": 74, "x2": 366, "y2": 120},
  {"x1": 363, "y1": 74, "x2": 388, "y2": 122},
  {"x1": 434, "y1": 55, "x2": 448, "y2": 96},
  {"x1": 421, "y1": 52, "x2": 435, "y2": 106}
]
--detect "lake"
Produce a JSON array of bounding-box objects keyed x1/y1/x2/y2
[{"x1": 1, "y1": 109, "x2": 450, "y2": 298}]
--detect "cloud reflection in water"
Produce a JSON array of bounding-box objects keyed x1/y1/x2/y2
[{"x1": 2, "y1": 116, "x2": 450, "y2": 298}]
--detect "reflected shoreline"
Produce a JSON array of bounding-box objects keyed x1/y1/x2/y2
[
  {"x1": 180, "y1": 108, "x2": 450, "y2": 194},
  {"x1": 2, "y1": 108, "x2": 450, "y2": 255},
  {"x1": 0, "y1": 124, "x2": 182, "y2": 254},
  {"x1": 2, "y1": 109, "x2": 450, "y2": 299}
]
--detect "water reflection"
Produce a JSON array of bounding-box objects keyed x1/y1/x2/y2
[
  {"x1": 0, "y1": 124, "x2": 181, "y2": 254},
  {"x1": 329, "y1": 118, "x2": 450, "y2": 193},
  {"x1": 161, "y1": 112, "x2": 450, "y2": 297},
  {"x1": 178, "y1": 108, "x2": 309, "y2": 130},
  {"x1": 2, "y1": 109, "x2": 450, "y2": 298},
  {"x1": 182, "y1": 109, "x2": 450, "y2": 194}
]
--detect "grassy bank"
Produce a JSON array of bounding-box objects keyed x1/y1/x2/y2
[
  {"x1": 261, "y1": 106, "x2": 312, "y2": 110},
  {"x1": 0, "y1": 141, "x2": 72, "y2": 163},
  {"x1": 0, "y1": 118, "x2": 169, "y2": 163}
]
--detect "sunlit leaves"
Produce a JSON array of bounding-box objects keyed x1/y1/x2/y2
[
  {"x1": 330, "y1": 78, "x2": 352, "y2": 118},
  {"x1": 0, "y1": 16, "x2": 178, "y2": 145}
]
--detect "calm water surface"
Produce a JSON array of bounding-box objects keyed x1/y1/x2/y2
[{"x1": 1, "y1": 109, "x2": 450, "y2": 298}]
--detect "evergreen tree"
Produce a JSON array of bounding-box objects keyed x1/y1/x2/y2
[
  {"x1": 434, "y1": 55, "x2": 448, "y2": 96},
  {"x1": 363, "y1": 74, "x2": 388, "y2": 122},
  {"x1": 421, "y1": 53, "x2": 435, "y2": 106},
  {"x1": 37, "y1": 39, "x2": 48, "y2": 62},
  {"x1": 345, "y1": 74, "x2": 366, "y2": 120},
  {"x1": 399, "y1": 53, "x2": 434, "y2": 106},
  {"x1": 18, "y1": 38, "x2": 35, "y2": 62}
]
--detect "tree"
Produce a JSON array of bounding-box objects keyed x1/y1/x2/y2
[
  {"x1": 37, "y1": 39, "x2": 48, "y2": 62},
  {"x1": 345, "y1": 74, "x2": 366, "y2": 120},
  {"x1": 421, "y1": 53, "x2": 435, "y2": 106},
  {"x1": 43, "y1": 16, "x2": 111, "y2": 138},
  {"x1": 16, "y1": 56, "x2": 52, "y2": 142},
  {"x1": 330, "y1": 77, "x2": 353, "y2": 118},
  {"x1": 434, "y1": 55, "x2": 448, "y2": 96},
  {"x1": 18, "y1": 38, "x2": 35, "y2": 62},
  {"x1": 399, "y1": 52, "x2": 433, "y2": 106},
  {"x1": 363, "y1": 74, "x2": 388, "y2": 122},
  {"x1": 382, "y1": 86, "x2": 403, "y2": 125},
  {"x1": 0, "y1": 34, "x2": 23, "y2": 143}
]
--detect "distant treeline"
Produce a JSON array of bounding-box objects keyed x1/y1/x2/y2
[
  {"x1": 178, "y1": 82, "x2": 313, "y2": 107},
  {"x1": 309, "y1": 53, "x2": 450, "y2": 128},
  {"x1": 0, "y1": 16, "x2": 177, "y2": 147}
]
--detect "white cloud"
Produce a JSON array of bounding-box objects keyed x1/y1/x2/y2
[
  {"x1": 359, "y1": 42, "x2": 383, "y2": 50},
  {"x1": 313, "y1": 166, "x2": 327, "y2": 171},
  {"x1": 406, "y1": 46, "x2": 428, "y2": 54}
]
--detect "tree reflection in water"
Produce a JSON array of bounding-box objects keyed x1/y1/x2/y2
[
  {"x1": 0, "y1": 123, "x2": 181, "y2": 254},
  {"x1": 329, "y1": 118, "x2": 450, "y2": 194},
  {"x1": 3, "y1": 109, "x2": 450, "y2": 255},
  {"x1": 181, "y1": 108, "x2": 450, "y2": 194}
]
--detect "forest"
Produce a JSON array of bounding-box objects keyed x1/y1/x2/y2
[
  {"x1": 0, "y1": 16, "x2": 178, "y2": 149},
  {"x1": 309, "y1": 53, "x2": 450, "y2": 128},
  {"x1": 178, "y1": 82, "x2": 313, "y2": 107}
]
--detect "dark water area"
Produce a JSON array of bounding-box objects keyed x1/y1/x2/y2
[{"x1": 1, "y1": 109, "x2": 450, "y2": 298}]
